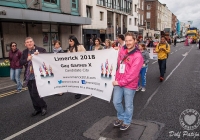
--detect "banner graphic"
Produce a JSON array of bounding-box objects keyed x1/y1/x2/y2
[{"x1": 32, "y1": 49, "x2": 118, "y2": 101}]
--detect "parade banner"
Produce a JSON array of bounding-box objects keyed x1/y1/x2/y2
[
  {"x1": 147, "y1": 47, "x2": 158, "y2": 60},
  {"x1": 32, "y1": 49, "x2": 118, "y2": 102}
]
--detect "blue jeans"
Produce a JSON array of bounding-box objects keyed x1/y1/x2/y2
[
  {"x1": 10, "y1": 68, "x2": 22, "y2": 91},
  {"x1": 113, "y1": 86, "x2": 136, "y2": 125},
  {"x1": 138, "y1": 66, "x2": 148, "y2": 87},
  {"x1": 158, "y1": 59, "x2": 166, "y2": 77}
]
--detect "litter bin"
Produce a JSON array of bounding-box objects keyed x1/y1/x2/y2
[{"x1": 0, "y1": 66, "x2": 10, "y2": 77}]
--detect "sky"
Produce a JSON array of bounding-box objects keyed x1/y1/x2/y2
[{"x1": 158, "y1": 0, "x2": 200, "y2": 29}]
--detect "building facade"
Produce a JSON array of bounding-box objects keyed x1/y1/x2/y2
[
  {"x1": 138, "y1": 0, "x2": 145, "y2": 38},
  {"x1": 81, "y1": 0, "x2": 138, "y2": 50},
  {"x1": 0, "y1": 0, "x2": 91, "y2": 58},
  {"x1": 171, "y1": 13, "x2": 177, "y2": 36}
]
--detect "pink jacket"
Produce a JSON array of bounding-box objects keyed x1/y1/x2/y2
[{"x1": 115, "y1": 46, "x2": 143, "y2": 90}]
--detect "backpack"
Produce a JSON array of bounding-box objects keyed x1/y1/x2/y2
[{"x1": 158, "y1": 43, "x2": 169, "y2": 58}]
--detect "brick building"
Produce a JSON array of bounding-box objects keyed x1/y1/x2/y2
[{"x1": 171, "y1": 13, "x2": 177, "y2": 35}]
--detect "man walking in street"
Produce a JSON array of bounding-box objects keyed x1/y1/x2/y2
[
  {"x1": 112, "y1": 32, "x2": 143, "y2": 130},
  {"x1": 20, "y1": 37, "x2": 47, "y2": 116},
  {"x1": 155, "y1": 36, "x2": 171, "y2": 82},
  {"x1": 174, "y1": 37, "x2": 177, "y2": 47}
]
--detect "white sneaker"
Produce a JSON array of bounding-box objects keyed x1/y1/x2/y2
[
  {"x1": 141, "y1": 87, "x2": 146, "y2": 92},
  {"x1": 136, "y1": 86, "x2": 141, "y2": 91}
]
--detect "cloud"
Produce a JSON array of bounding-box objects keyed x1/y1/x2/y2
[{"x1": 158, "y1": 0, "x2": 200, "y2": 28}]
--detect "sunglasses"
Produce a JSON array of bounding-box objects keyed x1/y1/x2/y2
[{"x1": 12, "y1": 45, "x2": 17, "y2": 47}]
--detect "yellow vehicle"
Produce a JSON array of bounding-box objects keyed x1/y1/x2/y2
[{"x1": 187, "y1": 27, "x2": 198, "y2": 43}]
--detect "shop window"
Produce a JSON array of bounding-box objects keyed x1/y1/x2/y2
[
  {"x1": 0, "y1": 0, "x2": 27, "y2": 8},
  {"x1": 42, "y1": 0, "x2": 61, "y2": 13},
  {"x1": 71, "y1": 0, "x2": 79, "y2": 15},
  {"x1": 86, "y1": 6, "x2": 92, "y2": 18}
]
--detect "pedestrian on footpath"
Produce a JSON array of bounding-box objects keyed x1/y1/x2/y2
[
  {"x1": 9, "y1": 42, "x2": 23, "y2": 93},
  {"x1": 53, "y1": 40, "x2": 64, "y2": 96},
  {"x1": 20, "y1": 37, "x2": 47, "y2": 116},
  {"x1": 155, "y1": 36, "x2": 171, "y2": 82},
  {"x1": 112, "y1": 32, "x2": 143, "y2": 131},
  {"x1": 68, "y1": 35, "x2": 86, "y2": 99},
  {"x1": 136, "y1": 43, "x2": 150, "y2": 92}
]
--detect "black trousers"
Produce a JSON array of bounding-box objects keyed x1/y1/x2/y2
[
  {"x1": 174, "y1": 40, "x2": 176, "y2": 46},
  {"x1": 158, "y1": 59, "x2": 167, "y2": 78},
  {"x1": 27, "y1": 80, "x2": 47, "y2": 111}
]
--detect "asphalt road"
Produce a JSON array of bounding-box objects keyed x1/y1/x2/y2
[{"x1": 0, "y1": 42, "x2": 200, "y2": 140}]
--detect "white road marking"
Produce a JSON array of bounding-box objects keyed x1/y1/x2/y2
[
  {"x1": 182, "y1": 52, "x2": 188, "y2": 57},
  {"x1": 175, "y1": 50, "x2": 177, "y2": 52},
  {"x1": 3, "y1": 95, "x2": 92, "y2": 140},
  {"x1": 171, "y1": 52, "x2": 174, "y2": 54},
  {"x1": 98, "y1": 137, "x2": 107, "y2": 140},
  {"x1": 152, "y1": 61, "x2": 158, "y2": 64},
  {"x1": 138, "y1": 46, "x2": 193, "y2": 116}
]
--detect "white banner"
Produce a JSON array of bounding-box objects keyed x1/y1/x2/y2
[
  {"x1": 147, "y1": 47, "x2": 158, "y2": 60},
  {"x1": 32, "y1": 49, "x2": 118, "y2": 102}
]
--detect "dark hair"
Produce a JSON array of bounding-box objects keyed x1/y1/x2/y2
[
  {"x1": 125, "y1": 32, "x2": 136, "y2": 40},
  {"x1": 54, "y1": 40, "x2": 61, "y2": 46},
  {"x1": 94, "y1": 37, "x2": 102, "y2": 45},
  {"x1": 139, "y1": 43, "x2": 147, "y2": 50},
  {"x1": 68, "y1": 35, "x2": 80, "y2": 52},
  {"x1": 10, "y1": 42, "x2": 17, "y2": 47},
  {"x1": 117, "y1": 34, "x2": 125, "y2": 41},
  {"x1": 161, "y1": 36, "x2": 166, "y2": 40}
]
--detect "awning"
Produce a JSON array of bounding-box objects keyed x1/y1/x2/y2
[{"x1": 0, "y1": 6, "x2": 91, "y2": 25}]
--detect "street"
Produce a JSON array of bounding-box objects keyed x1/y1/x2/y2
[{"x1": 1, "y1": 43, "x2": 200, "y2": 140}]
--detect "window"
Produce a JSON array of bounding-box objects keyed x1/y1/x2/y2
[
  {"x1": 142, "y1": 1, "x2": 144, "y2": 10},
  {"x1": 44, "y1": 0, "x2": 57, "y2": 4},
  {"x1": 100, "y1": 12, "x2": 104, "y2": 21},
  {"x1": 147, "y1": 22, "x2": 150, "y2": 29},
  {"x1": 106, "y1": 0, "x2": 112, "y2": 8},
  {"x1": 129, "y1": 18, "x2": 132, "y2": 25},
  {"x1": 147, "y1": 5, "x2": 151, "y2": 10},
  {"x1": 71, "y1": 0, "x2": 79, "y2": 15},
  {"x1": 42, "y1": 0, "x2": 60, "y2": 13},
  {"x1": 135, "y1": 18, "x2": 137, "y2": 26},
  {"x1": 97, "y1": 0, "x2": 104, "y2": 6},
  {"x1": 135, "y1": 4, "x2": 137, "y2": 12},
  {"x1": 86, "y1": 6, "x2": 92, "y2": 18},
  {"x1": 147, "y1": 12, "x2": 151, "y2": 19},
  {"x1": 142, "y1": 14, "x2": 144, "y2": 25}
]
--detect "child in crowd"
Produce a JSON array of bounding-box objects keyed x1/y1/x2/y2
[{"x1": 136, "y1": 43, "x2": 150, "y2": 92}]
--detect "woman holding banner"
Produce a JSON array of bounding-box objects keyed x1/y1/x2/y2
[
  {"x1": 68, "y1": 35, "x2": 86, "y2": 99},
  {"x1": 53, "y1": 40, "x2": 64, "y2": 96}
]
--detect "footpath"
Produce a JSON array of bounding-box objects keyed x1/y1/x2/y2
[{"x1": 0, "y1": 59, "x2": 25, "y2": 94}]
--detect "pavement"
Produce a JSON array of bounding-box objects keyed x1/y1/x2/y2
[{"x1": 1, "y1": 42, "x2": 200, "y2": 140}]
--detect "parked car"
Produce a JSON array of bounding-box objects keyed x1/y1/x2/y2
[{"x1": 177, "y1": 38, "x2": 181, "y2": 43}]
